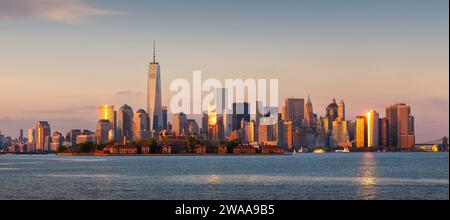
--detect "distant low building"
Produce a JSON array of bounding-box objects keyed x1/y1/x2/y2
[
  {"x1": 104, "y1": 145, "x2": 138, "y2": 154},
  {"x1": 260, "y1": 145, "x2": 284, "y2": 154},
  {"x1": 233, "y1": 145, "x2": 257, "y2": 154},
  {"x1": 194, "y1": 145, "x2": 207, "y2": 154}
]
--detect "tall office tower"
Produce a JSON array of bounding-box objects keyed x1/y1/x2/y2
[
  {"x1": 304, "y1": 95, "x2": 314, "y2": 127},
  {"x1": 338, "y1": 99, "x2": 345, "y2": 120},
  {"x1": 255, "y1": 101, "x2": 263, "y2": 124},
  {"x1": 397, "y1": 104, "x2": 415, "y2": 149},
  {"x1": 367, "y1": 110, "x2": 379, "y2": 147},
  {"x1": 258, "y1": 123, "x2": 276, "y2": 145},
  {"x1": 282, "y1": 121, "x2": 293, "y2": 148},
  {"x1": 355, "y1": 116, "x2": 367, "y2": 148},
  {"x1": 208, "y1": 105, "x2": 224, "y2": 141},
  {"x1": 283, "y1": 98, "x2": 304, "y2": 125},
  {"x1": 379, "y1": 118, "x2": 389, "y2": 147},
  {"x1": 133, "y1": 109, "x2": 150, "y2": 141},
  {"x1": 348, "y1": 120, "x2": 356, "y2": 141},
  {"x1": 326, "y1": 98, "x2": 338, "y2": 121},
  {"x1": 173, "y1": 112, "x2": 188, "y2": 136},
  {"x1": 147, "y1": 41, "x2": 163, "y2": 132},
  {"x1": 118, "y1": 104, "x2": 134, "y2": 142},
  {"x1": 208, "y1": 114, "x2": 221, "y2": 142},
  {"x1": 99, "y1": 105, "x2": 116, "y2": 138},
  {"x1": 27, "y1": 129, "x2": 35, "y2": 143},
  {"x1": 386, "y1": 104, "x2": 398, "y2": 147},
  {"x1": 50, "y1": 131, "x2": 64, "y2": 152},
  {"x1": 27, "y1": 128, "x2": 35, "y2": 152},
  {"x1": 443, "y1": 136, "x2": 449, "y2": 151},
  {"x1": 162, "y1": 106, "x2": 168, "y2": 130},
  {"x1": 201, "y1": 112, "x2": 209, "y2": 136},
  {"x1": 36, "y1": 121, "x2": 51, "y2": 152},
  {"x1": 281, "y1": 106, "x2": 287, "y2": 121},
  {"x1": 276, "y1": 113, "x2": 284, "y2": 146},
  {"x1": 331, "y1": 118, "x2": 349, "y2": 147},
  {"x1": 19, "y1": 129, "x2": 23, "y2": 142},
  {"x1": 386, "y1": 103, "x2": 415, "y2": 149},
  {"x1": 320, "y1": 117, "x2": 331, "y2": 135},
  {"x1": 223, "y1": 109, "x2": 232, "y2": 138},
  {"x1": 95, "y1": 119, "x2": 112, "y2": 144},
  {"x1": 108, "y1": 130, "x2": 115, "y2": 142},
  {"x1": 232, "y1": 102, "x2": 250, "y2": 131}
]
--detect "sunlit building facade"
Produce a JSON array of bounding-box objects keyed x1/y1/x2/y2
[
  {"x1": 36, "y1": 121, "x2": 51, "y2": 152},
  {"x1": 173, "y1": 112, "x2": 188, "y2": 136},
  {"x1": 367, "y1": 110, "x2": 379, "y2": 147},
  {"x1": 331, "y1": 118, "x2": 349, "y2": 147},
  {"x1": 338, "y1": 99, "x2": 345, "y2": 120},
  {"x1": 98, "y1": 105, "x2": 116, "y2": 138},
  {"x1": 355, "y1": 116, "x2": 367, "y2": 148}
]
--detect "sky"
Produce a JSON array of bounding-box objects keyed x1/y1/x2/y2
[{"x1": 0, "y1": 0, "x2": 448, "y2": 142}]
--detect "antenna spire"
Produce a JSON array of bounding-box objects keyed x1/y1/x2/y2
[{"x1": 153, "y1": 40, "x2": 156, "y2": 63}]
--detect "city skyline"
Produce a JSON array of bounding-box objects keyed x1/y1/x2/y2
[{"x1": 0, "y1": 0, "x2": 448, "y2": 142}]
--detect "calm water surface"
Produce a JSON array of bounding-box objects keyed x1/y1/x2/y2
[{"x1": 0, "y1": 153, "x2": 448, "y2": 200}]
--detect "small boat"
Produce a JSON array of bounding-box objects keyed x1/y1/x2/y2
[
  {"x1": 313, "y1": 149, "x2": 325, "y2": 154},
  {"x1": 335, "y1": 147, "x2": 350, "y2": 153}
]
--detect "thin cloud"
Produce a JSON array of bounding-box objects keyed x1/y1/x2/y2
[
  {"x1": 0, "y1": 0, "x2": 121, "y2": 23},
  {"x1": 116, "y1": 90, "x2": 143, "y2": 96},
  {"x1": 116, "y1": 90, "x2": 133, "y2": 95}
]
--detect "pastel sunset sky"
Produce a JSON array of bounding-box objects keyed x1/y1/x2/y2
[{"x1": 0, "y1": 0, "x2": 448, "y2": 142}]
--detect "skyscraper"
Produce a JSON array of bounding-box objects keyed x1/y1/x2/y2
[
  {"x1": 284, "y1": 98, "x2": 304, "y2": 125},
  {"x1": 367, "y1": 110, "x2": 379, "y2": 147},
  {"x1": 118, "y1": 104, "x2": 133, "y2": 142},
  {"x1": 50, "y1": 131, "x2": 64, "y2": 152},
  {"x1": 162, "y1": 106, "x2": 168, "y2": 130},
  {"x1": 397, "y1": 104, "x2": 415, "y2": 149},
  {"x1": 386, "y1": 104, "x2": 399, "y2": 147},
  {"x1": 338, "y1": 99, "x2": 345, "y2": 120},
  {"x1": 232, "y1": 102, "x2": 250, "y2": 131},
  {"x1": 304, "y1": 95, "x2": 314, "y2": 127},
  {"x1": 386, "y1": 103, "x2": 415, "y2": 148},
  {"x1": 331, "y1": 118, "x2": 349, "y2": 147},
  {"x1": 326, "y1": 98, "x2": 338, "y2": 131},
  {"x1": 95, "y1": 119, "x2": 112, "y2": 144},
  {"x1": 99, "y1": 105, "x2": 116, "y2": 138},
  {"x1": 173, "y1": 112, "x2": 188, "y2": 136},
  {"x1": 27, "y1": 129, "x2": 35, "y2": 143},
  {"x1": 19, "y1": 129, "x2": 23, "y2": 142},
  {"x1": 133, "y1": 109, "x2": 150, "y2": 141},
  {"x1": 355, "y1": 116, "x2": 367, "y2": 148},
  {"x1": 379, "y1": 118, "x2": 389, "y2": 147},
  {"x1": 147, "y1": 41, "x2": 163, "y2": 132},
  {"x1": 36, "y1": 121, "x2": 51, "y2": 152},
  {"x1": 223, "y1": 108, "x2": 232, "y2": 138},
  {"x1": 27, "y1": 128, "x2": 36, "y2": 152}
]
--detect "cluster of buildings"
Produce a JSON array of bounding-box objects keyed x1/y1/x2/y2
[
  {"x1": 0, "y1": 45, "x2": 445, "y2": 154},
  {"x1": 189, "y1": 95, "x2": 419, "y2": 150}
]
